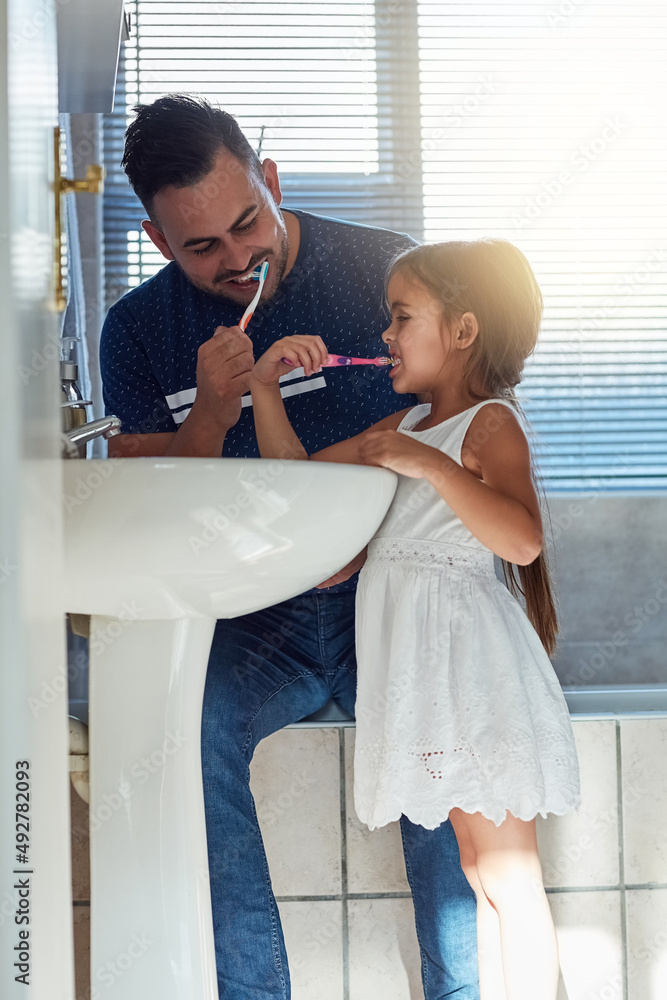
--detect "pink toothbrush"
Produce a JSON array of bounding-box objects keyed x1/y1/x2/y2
[{"x1": 281, "y1": 353, "x2": 393, "y2": 367}]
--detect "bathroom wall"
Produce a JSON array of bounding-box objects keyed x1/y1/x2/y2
[
  {"x1": 548, "y1": 496, "x2": 667, "y2": 687},
  {"x1": 70, "y1": 715, "x2": 667, "y2": 999}
]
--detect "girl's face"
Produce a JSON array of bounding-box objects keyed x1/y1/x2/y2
[{"x1": 382, "y1": 271, "x2": 456, "y2": 394}]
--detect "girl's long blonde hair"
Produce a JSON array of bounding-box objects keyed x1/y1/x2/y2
[{"x1": 388, "y1": 239, "x2": 558, "y2": 656}]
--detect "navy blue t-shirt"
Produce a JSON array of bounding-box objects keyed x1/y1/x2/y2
[{"x1": 100, "y1": 209, "x2": 419, "y2": 593}]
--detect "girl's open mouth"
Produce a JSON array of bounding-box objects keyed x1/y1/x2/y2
[{"x1": 388, "y1": 351, "x2": 402, "y2": 374}]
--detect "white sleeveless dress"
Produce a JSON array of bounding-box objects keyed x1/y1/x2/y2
[{"x1": 353, "y1": 399, "x2": 581, "y2": 830}]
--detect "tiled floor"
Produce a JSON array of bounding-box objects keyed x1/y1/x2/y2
[{"x1": 71, "y1": 718, "x2": 667, "y2": 999}]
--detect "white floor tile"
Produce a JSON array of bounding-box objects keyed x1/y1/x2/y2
[
  {"x1": 548, "y1": 891, "x2": 623, "y2": 1000},
  {"x1": 344, "y1": 730, "x2": 410, "y2": 894},
  {"x1": 279, "y1": 900, "x2": 344, "y2": 1000},
  {"x1": 251, "y1": 728, "x2": 342, "y2": 896},
  {"x1": 627, "y1": 888, "x2": 667, "y2": 1000},
  {"x1": 537, "y1": 720, "x2": 619, "y2": 888},
  {"x1": 348, "y1": 898, "x2": 423, "y2": 1000}
]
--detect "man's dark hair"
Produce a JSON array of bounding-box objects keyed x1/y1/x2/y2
[{"x1": 122, "y1": 94, "x2": 264, "y2": 219}]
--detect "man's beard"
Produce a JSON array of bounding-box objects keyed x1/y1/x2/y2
[{"x1": 179, "y1": 230, "x2": 290, "y2": 305}]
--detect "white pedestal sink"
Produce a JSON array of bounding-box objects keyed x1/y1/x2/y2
[{"x1": 63, "y1": 457, "x2": 396, "y2": 1000}]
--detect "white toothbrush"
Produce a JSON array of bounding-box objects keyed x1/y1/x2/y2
[{"x1": 239, "y1": 260, "x2": 269, "y2": 331}]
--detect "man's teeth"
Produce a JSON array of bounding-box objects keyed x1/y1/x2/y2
[{"x1": 230, "y1": 264, "x2": 265, "y2": 284}]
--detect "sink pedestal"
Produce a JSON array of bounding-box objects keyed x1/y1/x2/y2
[
  {"x1": 63, "y1": 457, "x2": 397, "y2": 998},
  {"x1": 89, "y1": 616, "x2": 218, "y2": 1000}
]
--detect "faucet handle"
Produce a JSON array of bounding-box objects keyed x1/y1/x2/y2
[{"x1": 61, "y1": 415, "x2": 122, "y2": 459}]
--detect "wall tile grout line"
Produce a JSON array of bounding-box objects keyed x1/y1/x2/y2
[
  {"x1": 616, "y1": 720, "x2": 629, "y2": 1000},
  {"x1": 276, "y1": 885, "x2": 664, "y2": 901},
  {"x1": 275, "y1": 895, "x2": 344, "y2": 903},
  {"x1": 544, "y1": 885, "x2": 622, "y2": 894},
  {"x1": 275, "y1": 892, "x2": 415, "y2": 903},
  {"x1": 339, "y1": 728, "x2": 350, "y2": 1000},
  {"x1": 348, "y1": 891, "x2": 413, "y2": 900}
]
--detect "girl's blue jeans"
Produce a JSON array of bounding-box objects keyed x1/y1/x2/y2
[{"x1": 201, "y1": 590, "x2": 480, "y2": 1000}]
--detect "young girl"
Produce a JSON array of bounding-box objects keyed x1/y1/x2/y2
[{"x1": 250, "y1": 240, "x2": 580, "y2": 1000}]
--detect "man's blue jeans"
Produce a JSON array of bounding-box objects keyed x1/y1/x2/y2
[{"x1": 201, "y1": 590, "x2": 480, "y2": 999}]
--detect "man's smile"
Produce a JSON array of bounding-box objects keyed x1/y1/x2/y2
[{"x1": 217, "y1": 255, "x2": 269, "y2": 290}]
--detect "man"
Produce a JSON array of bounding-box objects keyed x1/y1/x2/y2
[{"x1": 101, "y1": 94, "x2": 479, "y2": 1000}]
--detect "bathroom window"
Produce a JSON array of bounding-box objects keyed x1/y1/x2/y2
[
  {"x1": 418, "y1": 0, "x2": 667, "y2": 490},
  {"x1": 103, "y1": 0, "x2": 667, "y2": 490},
  {"x1": 103, "y1": 0, "x2": 424, "y2": 302}
]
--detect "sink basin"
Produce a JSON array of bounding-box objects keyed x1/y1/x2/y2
[
  {"x1": 62, "y1": 456, "x2": 396, "y2": 1000},
  {"x1": 63, "y1": 457, "x2": 397, "y2": 618}
]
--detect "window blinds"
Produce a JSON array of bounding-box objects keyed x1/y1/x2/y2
[
  {"x1": 102, "y1": 0, "x2": 667, "y2": 489},
  {"x1": 103, "y1": 1, "x2": 423, "y2": 302},
  {"x1": 418, "y1": 0, "x2": 667, "y2": 489}
]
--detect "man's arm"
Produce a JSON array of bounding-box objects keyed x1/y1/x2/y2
[
  {"x1": 105, "y1": 324, "x2": 254, "y2": 458},
  {"x1": 108, "y1": 432, "x2": 175, "y2": 458}
]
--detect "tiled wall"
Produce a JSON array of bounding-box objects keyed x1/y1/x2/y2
[{"x1": 71, "y1": 717, "x2": 667, "y2": 1000}]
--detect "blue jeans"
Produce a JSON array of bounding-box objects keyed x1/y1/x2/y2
[{"x1": 201, "y1": 590, "x2": 479, "y2": 999}]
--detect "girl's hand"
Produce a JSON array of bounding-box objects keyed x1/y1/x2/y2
[
  {"x1": 251, "y1": 335, "x2": 329, "y2": 387},
  {"x1": 358, "y1": 430, "x2": 445, "y2": 479}
]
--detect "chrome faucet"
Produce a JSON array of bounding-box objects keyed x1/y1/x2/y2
[
  {"x1": 61, "y1": 416, "x2": 122, "y2": 459},
  {"x1": 60, "y1": 336, "x2": 92, "y2": 457}
]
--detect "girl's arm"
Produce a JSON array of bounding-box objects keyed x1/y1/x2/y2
[
  {"x1": 250, "y1": 335, "x2": 412, "y2": 463},
  {"x1": 358, "y1": 404, "x2": 543, "y2": 565}
]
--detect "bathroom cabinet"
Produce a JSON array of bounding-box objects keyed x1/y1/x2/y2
[{"x1": 57, "y1": 0, "x2": 127, "y2": 113}]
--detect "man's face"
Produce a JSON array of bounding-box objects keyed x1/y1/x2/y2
[{"x1": 144, "y1": 151, "x2": 289, "y2": 306}]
